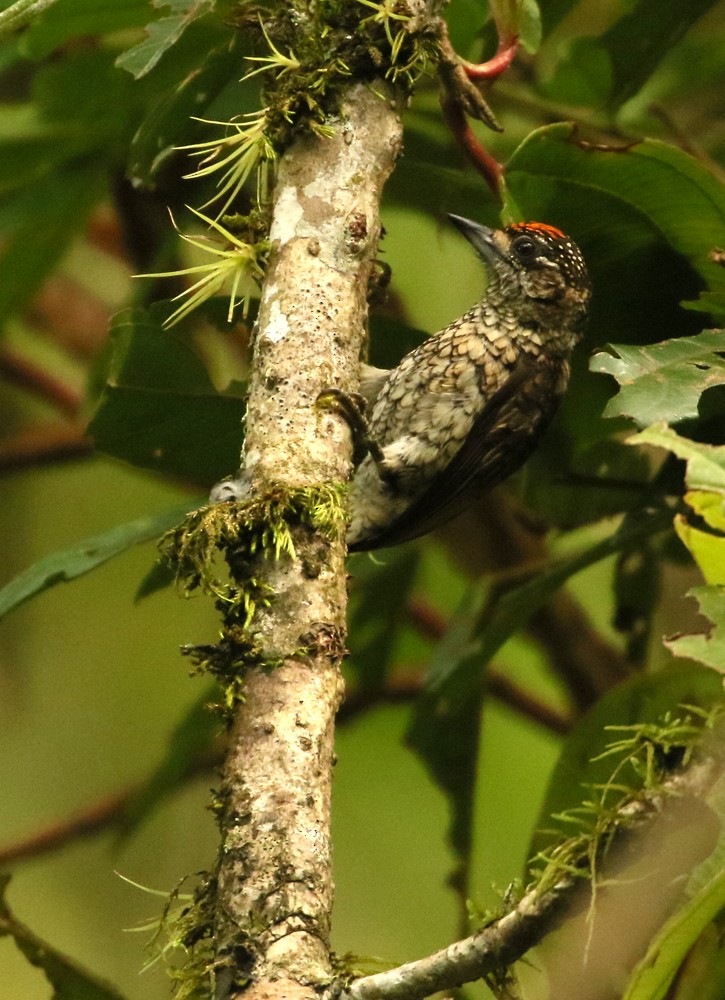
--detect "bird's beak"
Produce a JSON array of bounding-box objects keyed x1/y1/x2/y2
[{"x1": 448, "y1": 214, "x2": 500, "y2": 265}]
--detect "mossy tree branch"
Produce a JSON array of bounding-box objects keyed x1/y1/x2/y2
[{"x1": 208, "y1": 84, "x2": 403, "y2": 1000}]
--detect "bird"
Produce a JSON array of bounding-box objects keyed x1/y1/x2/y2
[{"x1": 335, "y1": 214, "x2": 592, "y2": 551}]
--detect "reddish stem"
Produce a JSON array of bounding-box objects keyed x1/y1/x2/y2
[
  {"x1": 441, "y1": 96, "x2": 504, "y2": 200},
  {"x1": 463, "y1": 35, "x2": 519, "y2": 81}
]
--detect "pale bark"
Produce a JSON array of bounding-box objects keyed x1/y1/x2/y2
[{"x1": 213, "y1": 83, "x2": 403, "y2": 1000}]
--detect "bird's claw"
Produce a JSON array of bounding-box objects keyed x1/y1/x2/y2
[{"x1": 316, "y1": 387, "x2": 384, "y2": 469}]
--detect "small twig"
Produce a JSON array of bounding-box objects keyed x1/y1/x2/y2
[
  {"x1": 405, "y1": 597, "x2": 447, "y2": 639},
  {"x1": 0, "y1": 424, "x2": 92, "y2": 472},
  {"x1": 0, "y1": 346, "x2": 82, "y2": 416},
  {"x1": 344, "y1": 876, "x2": 574, "y2": 1000},
  {"x1": 338, "y1": 676, "x2": 423, "y2": 723},
  {"x1": 0, "y1": 742, "x2": 222, "y2": 865},
  {"x1": 436, "y1": 27, "x2": 502, "y2": 132},
  {"x1": 486, "y1": 672, "x2": 571, "y2": 735}
]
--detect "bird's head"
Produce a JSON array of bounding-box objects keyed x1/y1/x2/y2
[{"x1": 449, "y1": 215, "x2": 592, "y2": 341}]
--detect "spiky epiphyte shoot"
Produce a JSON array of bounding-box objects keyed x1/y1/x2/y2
[
  {"x1": 139, "y1": 207, "x2": 268, "y2": 327},
  {"x1": 180, "y1": 111, "x2": 276, "y2": 216},
  {"x1": 242, "y1": 17, "x2": 301, "y2": 80}
]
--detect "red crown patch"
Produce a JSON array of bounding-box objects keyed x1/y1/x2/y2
[{"x1": 510, "y1": 221, "x2": 566, "y2": 240}]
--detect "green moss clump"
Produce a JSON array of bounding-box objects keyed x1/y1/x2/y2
[
  {"x1": 529, "y1": 706, "x2": 722, "y2": 897},
  {"x1": 160, "y1": 483, "x2": 347, "y2": 712},
  {"x1": 242, "y1": 0, "x2": 441, "y2": 151}
]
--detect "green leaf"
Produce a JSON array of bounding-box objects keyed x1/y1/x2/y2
[
  {"x1": 666, "y1": 586, "x2": 725, "y2": 672},
  {"x1": 128, "y1": 33, "x2": 250, "y2": 186},
  {"x1": 545, "y1": 1, "x2": 721, "y2": 108},
  {"x1": 488, "y1": 0, "x2": 541, "y2": 53},
  {"x1": 474, "y1": 506, "x2": 673, "y2": 669},
  {"x1": 0, "y1": 166, "x2": 104, "y2": 322},
  {"x1": 21, "y1": 0, "x2": 151, "y2": 59},
  {"x1": 529, "y1": 665, "x2": 725, "y2": 860},
  {"x1": 386, "y1": 107, "x2": 501, "y2": 220},
  {"x1": 0, "y1": 108, "x2": 92, "y2": 195},
  {"x1": 32, "y1": 47, "x2": 135, "y2": 139},
  {"x1": 598, "y1": 0, "x2": 721, "y2": 109},
  {"x1": 674, "y1": 517, "x2": 725, "y2": 586},
  {"x1": 368, "y1": 315, "x2": 428, "y2": 371},
  {"x1": 517, "y1": 0, "x2": 542, "y2": 54},
  {"x1": 628, "y1": 426, "x2": 725, "y2": 583},
  {"x1": 623, "y1": 869, "x2": 725, "y2": 1000},
  {"x1": 406, "y1": 581, "x2": 489, "y2": 898},
  {"x1": 506, "y1": 126, "x2": 725, "y2": 290},
  {"x1": 538, "y1": 0, "x2": 580, "y2": 34},
  {"x1": 667, "y1": 924, "x2": 725, "y2": 1000},
  {"x1": 119, "y1": 687, "x2": 220, "y2": 838},
  {"x1": 115, "y1": 0, "x2": 215, "y2": 79},
  {"x1": 684, "y1": 291, "x2": 725, "y2": 320},
  {"x1": 348, "y1": 548, "x2": 422, "y2": 691},
  {"x1": 591, "y1": 330, "x2": 725, "y2": 427},
  {"x1": 87, "y1": 305, "x2": 246, "y2": 484},
  {"x1": 520, "y1": 434, "x2": 652, "y2": 529},
  {"x1": 0, "y1": 875, "x2": 127, "y2": 999},
  {"x1": 628, "y1": 425, "x2": 725, "y2": 494},
  {"x1": 686, "y1": 491, "x2": 725, "y2": 533},
  {"x1": 0, "y1": 502, "x2": 195, "y2": 621},
  {"x1": 543, "y1": 37, "x2": 614, "y2": 106}
]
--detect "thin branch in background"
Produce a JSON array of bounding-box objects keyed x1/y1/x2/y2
[
  {"x1": 0, "y1": 424, "x2": 92, "y2": 472},
  {"x1": 338, "y1": 676, "x2": 424, "y2": 724},
  {"x1": 405, "y1": 598, "x2": 573, "y2": 735},
  {"x1": 0, "y1": 346, "x2": 83, "y2": 416},
  {"x1": 0, "y1": 742, "x2": 222, "y2": 866},
  {"x1": 27, "y1": 273, "x2": 114, "y2": 358},
  {"x1": 0, "y1": 0, "x2": 60, "y2": 36},
  {"x1": 486, "y1": 672, "x2": 571, "y2": 735},
  {"x1": 0, "y1": 792, "x2": 130, "y2": 867},
  {"x1": 0, "y1": 665, "x2": 567, "y2": 870},
  {"x1": 405, "y1": 596, "x2": 447, "y2": 639},
  {"x1": 438, "y1": 498, "x2": 633, "y2": 709}
]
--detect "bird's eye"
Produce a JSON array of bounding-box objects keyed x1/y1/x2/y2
[{"x1": 512, "y1": 236, "x2": 537, "y2": 260}]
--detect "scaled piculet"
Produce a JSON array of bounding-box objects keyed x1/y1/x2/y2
[
  {"x1": 343, "y1": 215, "x2": 591, "y2": 550},
  {"x1": 210, "y1": 215, "x2": 591, "y2": 552}
]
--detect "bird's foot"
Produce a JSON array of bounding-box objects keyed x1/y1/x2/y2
[{"x1": 316, "y1": 387, "x2": 382, "y2": 469}]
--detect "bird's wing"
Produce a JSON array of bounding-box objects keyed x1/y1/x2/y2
[{"x1": 348, "y1": 356, "x2": 563, "y2": 551}]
